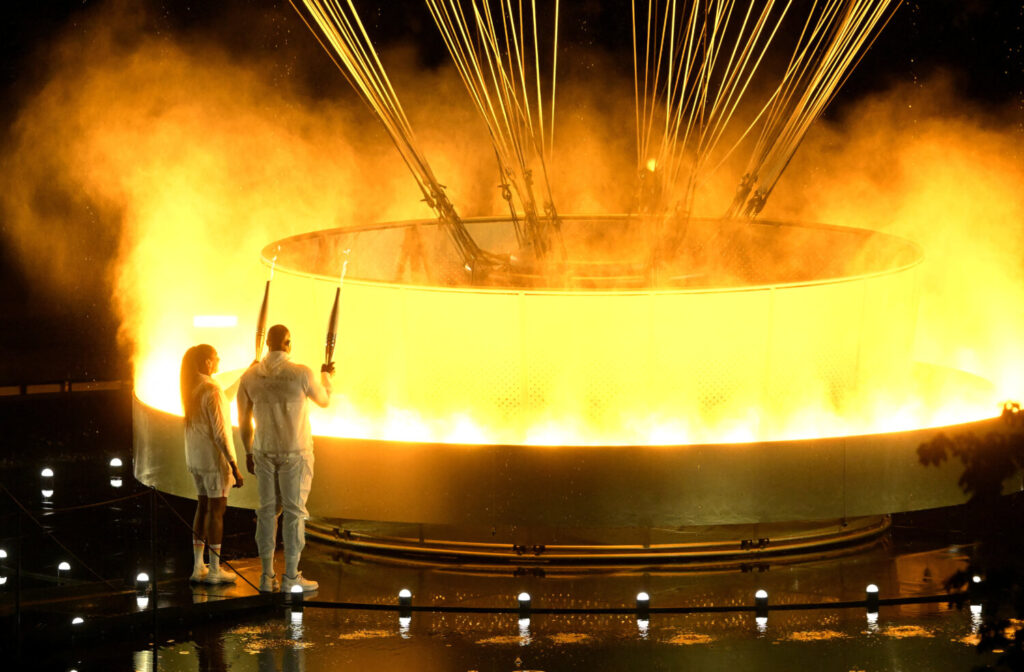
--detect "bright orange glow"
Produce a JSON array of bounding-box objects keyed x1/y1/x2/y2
[
  {"x1": 133, "y1": 220, "x2": 1000, "y2": 446},
  {"x1": 193, "y1": 315, "x2": 238, "y2": 328},
  {"x1": 0, "y1": 11, "x2": 1018, "y2": 447}
]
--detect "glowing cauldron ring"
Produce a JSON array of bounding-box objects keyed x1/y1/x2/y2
[
  {"x1": 134, "y1": 387, "x2": 1002, "y2": 528},
  {"x1": 132, "y1": 217, "x2": 1004, "y2": 546},
  {"x1": 255, "y1": 216, "x2": 925, "y2": 448}
]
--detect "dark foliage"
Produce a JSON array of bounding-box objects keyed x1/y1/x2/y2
[{"x1": 918, "y1": 403, "x2": 1024, "y2": 672}]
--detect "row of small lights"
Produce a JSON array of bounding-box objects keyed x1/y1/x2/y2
[
  {"x1": 17, "y1": 465, "x2": 988, "y2": 630},
  {"x1": 54, "y1": 581, "x2": 989, "y2": 671},
  {"x1": 3, "y1": 560, "x2": 986, "y2": 630},
  {"x1": 0, "y1": 462, "x2": 127, "y2": 591},
  {"x1": 39, "y1": 460, "x2": 126, "y2": 499},
  {"x1": 279, "y1": 581, "x2": 986, "y2": 634},
  {"x1": 4, "y1": 460, "x2": 135, "y2": 630}
]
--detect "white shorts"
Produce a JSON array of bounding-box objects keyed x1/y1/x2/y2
[{"x1": 191, "y1": 469, "x2": 234, "y2": 499}]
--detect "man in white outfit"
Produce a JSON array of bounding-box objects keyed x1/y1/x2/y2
[{"x1": 238, "y1": 324, "x2": 333, "y2": 593}]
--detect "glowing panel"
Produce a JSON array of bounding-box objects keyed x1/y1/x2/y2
[{"x1": 134, "y1": 217, "x2": 999, "y2": 445}]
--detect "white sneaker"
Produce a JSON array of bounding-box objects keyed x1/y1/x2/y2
[
  {"x1": 281, "y1": 572, "x2": 318, "y2": 593},
  {"x1": 259, "y1": 574, "x2": 280, "y2": 593},
  {"x1": 189, "y1": 564, "x2": 208, "y2": 583},
  {"x1": 202, "y1": 567, "x2": 238, "y2": 584}
]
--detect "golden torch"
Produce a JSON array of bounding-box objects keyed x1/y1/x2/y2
[
  {"x1": 254, "y1": 249, "x2": 278, "y2": 363},
  {"x1": 254, "y1": 280, "x2": 270, "y2": 362},
  {"x1": 325, "y1": 250, "x2": 351, "y2": 367}
]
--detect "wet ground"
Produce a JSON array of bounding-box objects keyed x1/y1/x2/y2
[
  {"x1": 114, "y1": 604, "x2": 993, "y2": 672},
  {"x1": 0, "y1": 389, "x2": 1007, "y2": 671}
]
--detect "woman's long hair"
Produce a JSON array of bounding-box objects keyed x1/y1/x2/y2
[{"x1": 180, "y1": 344, "x2": 215, "y2": 427}]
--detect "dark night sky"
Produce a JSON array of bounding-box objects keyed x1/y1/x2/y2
[
  {"x1": 2, "y1": 1, "x2": 1020, "y2": 108},
  {"x1": 0, "y1": 0, "x2": 1020, "y2": 384}
]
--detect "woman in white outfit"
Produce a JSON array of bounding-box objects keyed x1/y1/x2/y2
[{"x1": 180, "y1": 344, "x2": 244, "y2": 584}]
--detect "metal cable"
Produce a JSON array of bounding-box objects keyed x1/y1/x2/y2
[
  {"x1": 0, "y1": 484, "x2": 121, "y2": 591},
  {"x1": 293, "y1": 591, "x2": 965, "y2": 615},
  {"x1": 152, "y1": 488, "x2": 261, "y2": 594}
]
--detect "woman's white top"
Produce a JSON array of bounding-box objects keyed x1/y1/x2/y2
[{"x1": 184, "y1": 374, "x2": 237, "y2": 473}]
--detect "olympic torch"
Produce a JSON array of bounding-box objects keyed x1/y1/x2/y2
[
  {"x1": 254, "y1": 249, "x2": 279, "y2": 363},
  {"x1": 254, "y1": 281, "x2": 270, "y2": 362},
  {"x1": 325, "y1": 250, "x2": 351, "y2": 368}
]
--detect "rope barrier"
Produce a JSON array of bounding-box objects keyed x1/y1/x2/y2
[
  {"x1": 0, "y1": 485, "x2": 150, "y2": 525},
  {"x1": 289, "y1": 591, "x2": 965, "y2": 616},
  {"x1": 33, "y1": 489, "x2": 151, "y2": 517},
  {"x1": 0, "y1": 478, "x2": 975, "y2": 621},
  {"x1": 152, "y1": 488, "x2": 261, "y2": 594},
  {"x1": 0, "y1": 484, "x2": 121, "y2": 591}
]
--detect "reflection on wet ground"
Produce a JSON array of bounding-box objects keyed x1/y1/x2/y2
[
  {"x1": 44, "y1": 530, "x2": 997, "y2": 671},
  {"x1": 0, "y1": 391, "x2": 1001, "y2": 670},
  {"x1": 128, "y1": 604, "x2": 991, "y2": 672}
]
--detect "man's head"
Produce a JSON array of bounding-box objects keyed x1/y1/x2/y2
[{"x1": 267, "y1": 324, "x2": 291, "y2": 353}]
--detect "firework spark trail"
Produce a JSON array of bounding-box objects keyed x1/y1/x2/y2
[{"x1": 292, "y1": 0, "x2": 489, "y2": 271}]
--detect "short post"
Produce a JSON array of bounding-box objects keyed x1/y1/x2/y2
[
  {"x1": 865, "y1": 584, "x2": 879, "y2": 613},
  {"x1": 150, "y1": 487, "x2": 158, "y2": 643},
  {"x1": 636, "y1": 591, "x2": 651, "y2": 620},
  {"x1": 754, "y1": 589, "x2": 768, "y2": 618},
  {"x1": 398, "y1": 588, "x2": 412, "y2": 618},
  {"x1": 15, "y1": 506, "x2": 23, "y2": 661},
  {"x1": 517, "y1": 592, "x2": 531, "y2": 618}
]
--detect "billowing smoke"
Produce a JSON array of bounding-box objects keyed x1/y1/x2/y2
[
  {"x1": 769, "y1": 75, "x2": 1024, "y2": 397},
  {"x1": 0, "y1": 2, "x2": 442, "y2": 372},
  {"x1": 1, "y1": 0, "x2": 1021, "y2": 425}
]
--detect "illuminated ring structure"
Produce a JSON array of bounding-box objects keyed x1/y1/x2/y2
[{"x1": 134, "y1": 216, "x2": 1001, "y2": 567}]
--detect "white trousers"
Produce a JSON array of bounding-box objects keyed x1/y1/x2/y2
[{"x1": 253, "y1": 452, "x2": 314, "y2": 576}]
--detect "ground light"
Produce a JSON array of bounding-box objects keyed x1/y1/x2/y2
[
  {"x1": 57, "y1": 561, "x2": 70, "y2": 583},
  {"x1": 290, "y1": 585, "x2": 305, "y2": 631},
  {"x1": 110, "y1": 458, "x2": 124, "y2": 487},
  {"x1": 136, "y1": 571, "x2": 152, "y2": 608},
  {"x1": 636, "y1": 591, "x2": 650, "y2": 619},
  {"x1": 398, "y1": 588, "x2": 412, "y2": 621},
  {"x1": 754, "y1": 589, "x2": 768, "y2": 617},
  {"x1": 517, "y1": 592, "x2": 531, "y2": 617},
  {"x1": 866, "y1": 583, "x2": 880, "y2": 612},
  {"x1": 41, "y1": 467, "x2": 54, "y2": 499}
]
